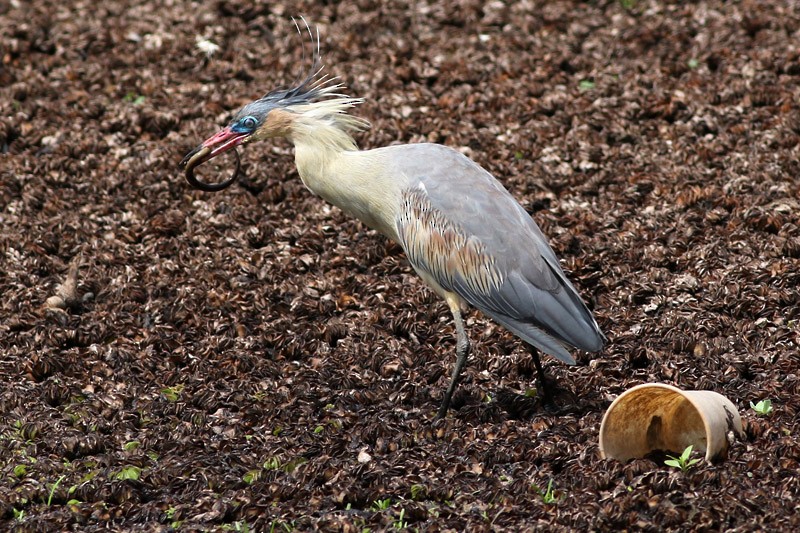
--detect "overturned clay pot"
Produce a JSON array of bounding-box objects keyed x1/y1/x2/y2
[{"x1": 599, "y1": 383, "x2": 744, "y2": 463}]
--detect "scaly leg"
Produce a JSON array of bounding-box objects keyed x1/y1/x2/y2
[
  {"x1": 436, "y1": 301, "x2": 471, "y2": 419},
  {"x1": 530, "y1": 346, "x2": 554, "y2": 406}
]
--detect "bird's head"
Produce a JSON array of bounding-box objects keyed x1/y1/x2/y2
[
  {"x1": 179, "y1": 97, "x2": 298, "y2": 191},
  {"x1": 179, "y1": 18, "x2": 367, "y2": 192}
]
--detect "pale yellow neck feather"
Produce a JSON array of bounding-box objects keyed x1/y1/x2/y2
[{"x1": 291, "y1": 128, "x2": 399, "y2": 241}]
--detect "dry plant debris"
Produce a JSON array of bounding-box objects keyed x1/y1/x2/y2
[{"x1": 1, "y1": 0, "x2": 799, "y2": 530}]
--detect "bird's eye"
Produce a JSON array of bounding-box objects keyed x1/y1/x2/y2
[{"x1": 240, "y1": 116, "x2": 258, "y2": 130}]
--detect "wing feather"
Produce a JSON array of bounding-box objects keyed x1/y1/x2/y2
[{"x1": 392, "y1": 144, "x2": 605, "y2": 360}]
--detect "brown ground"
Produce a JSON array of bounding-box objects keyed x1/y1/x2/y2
[{"x1": 2, "y1": 0, "x2": 800, "y2": 531}]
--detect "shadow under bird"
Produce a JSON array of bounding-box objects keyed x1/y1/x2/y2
[{"x1": 180, "y1": 23, "x2": 606, "y2": 419}]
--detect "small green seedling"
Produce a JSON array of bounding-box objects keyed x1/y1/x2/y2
[
  {"x1": 47, "y1": 475, "x2": 66, "y2": 506},
  {"x1": 227, "y1": 521, "x2": 252, "y2": 533},
  {"x1": 263, "y1": 457, "x2": 282, "y2": 470},
  {"x1": 664, "y1": 445, "x2": 700, "y2": 472},
  {"x1": 392, "y1": 508, "x2": 408, "y2": 530},
  {"x1": 536, "y1": 479, "x2": 560, "y2": 504},
  {"x1": 267, "y1": 520, "x2": 294, "y2": 533},
  {"x1": 750, "y1": 399, "x2": 773, "y2": 416},
  {"x1": 161, "y1": 385, "x2": 184, "y2": 402},
  {"x1": 242, "y1": 469, "x2": 260, "y2": 484},
  {"x1": 115, "y1": 466, "x2": 142, "y2": 481},
  {"x1": 371, "y1": 498, "x2": 392, "y2": 511},
  {"x1": 123, "y1": 92, "x2": 146, "y2": 105}
]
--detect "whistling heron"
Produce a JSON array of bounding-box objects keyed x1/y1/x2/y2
[{"x1": 180, "y1": 22, "x2": 606, "y2": 418}]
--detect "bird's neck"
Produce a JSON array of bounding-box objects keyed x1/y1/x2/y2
[
  {"x1": 290, "y1": 119, "x2": 357, "y2": 195},
  {"x1": 289, "y1": 125, "x2": 399, "y2": 240}
]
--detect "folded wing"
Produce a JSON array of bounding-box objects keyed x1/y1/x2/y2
[{"x1": 393, "y1": 144, "x2": 605, "y2": 363}]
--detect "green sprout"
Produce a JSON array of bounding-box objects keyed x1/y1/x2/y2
[
  {"x1": 165, "y1": 506, "x2": 182, "y2": 528},
  {"x1": 243, "y1": 469, "x2": 260, "y2": 484},
  {"x1": 224, "y1": 521, "x2": 252, "y2": 533},
  {"x1": 46, "y1": 475, "x2": 67, "y2": 506},
  {"x1": 114, "y1": 465, "x2": 142, "y2": 481},
  {"x1": 750, "y1": 399, "x2": 773, "y2": 416},
  {"x1": 268, "y1": 520, "x2": 294, "y2": 533},
  {"x1": 534, "y1": 479, "x2": 560, "y2": 504},
  {"x1": 371, "y1": 498, "x2": 392, "y2": 511},
  {"x1": 578, "y1": 79, "x2": 596, "y2": 91},
  {"x1": 263, "y1": 457, "x2": 282, "y2": 470},
  {"x1": 123, "y1": 92, "x2": 146, "y2": 105},
  {"x1": 664, "y1": 445, "x2": 701, "y2": 472},
  {"x1": 160, "y1": 385, "x2": 184, "y2": 402},
  {"x1": 392, "y1": 508, "x2": 408, "y2": 530},
  {"x1": 410, "y1": 483, "x2": 426, "y2": 500}
]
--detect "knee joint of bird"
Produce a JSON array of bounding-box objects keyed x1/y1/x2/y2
[{"x1": 457, "y1": 336, "x2": 471, "y2": 357}]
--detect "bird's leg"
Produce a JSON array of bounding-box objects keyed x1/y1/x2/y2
[
  {"x1": 530, "y1": 346, "x2": 554, "y2": 406},
  {"x1": 436, "y1": 302, "x2": 471, "y2": 419}
]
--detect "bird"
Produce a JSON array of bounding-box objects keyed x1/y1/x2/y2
[{"x1": 180, "y1": 22, "x2": 606, "y2": 419}]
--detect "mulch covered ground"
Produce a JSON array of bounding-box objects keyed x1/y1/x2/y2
[{"x1": 2, "y1": 0, "x2": 799, "y2": 530}]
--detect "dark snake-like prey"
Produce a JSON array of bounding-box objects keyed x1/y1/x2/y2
[{"x1": 179, "y1": 145, "x2": 240, "y2": 192}]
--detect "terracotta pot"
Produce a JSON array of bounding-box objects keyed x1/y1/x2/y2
[{"x1": 599, "y1": 383, "x2": 744, "y2": 463}]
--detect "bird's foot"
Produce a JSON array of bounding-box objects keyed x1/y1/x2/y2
[
  {"x1": 494, "y1": 382, "x2": 579, "y2": 419},
  {"x1": 538, "y1": 378, "x2": 579, "y2": 415}
]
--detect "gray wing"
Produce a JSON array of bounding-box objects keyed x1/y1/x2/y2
[{"x1": 392, "y1": 144, "x2": 605, "y2": 363}]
